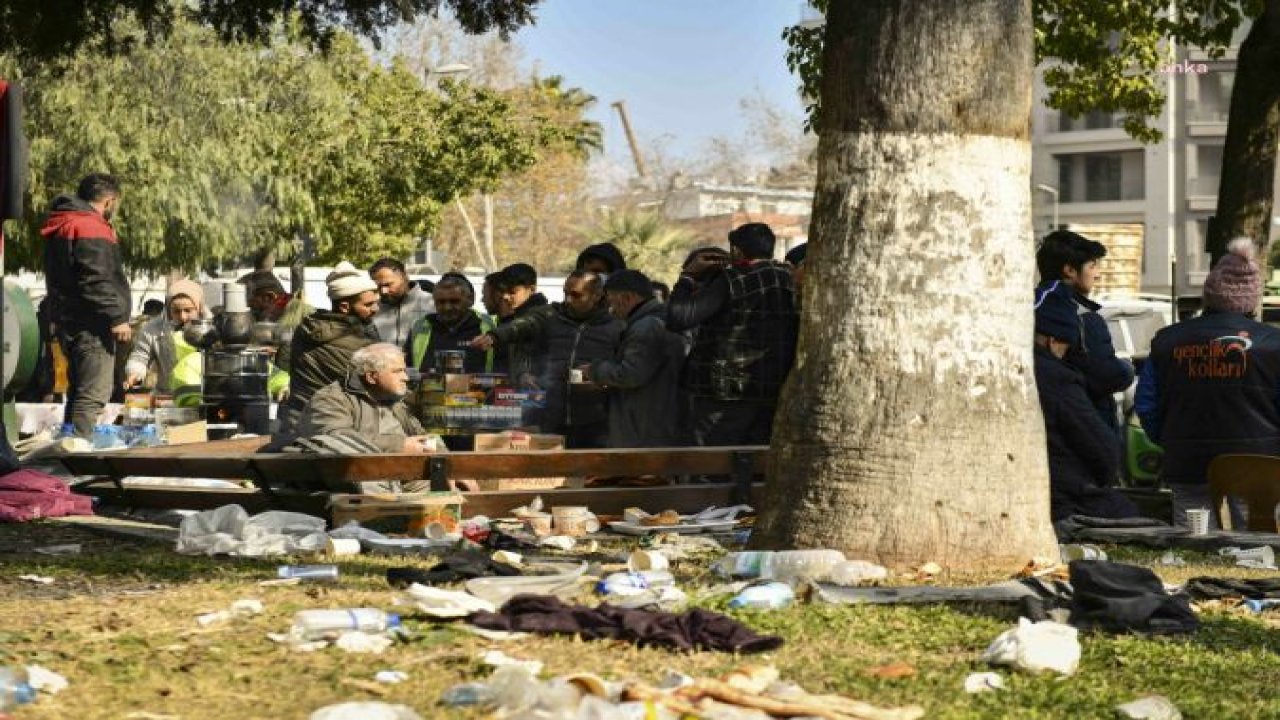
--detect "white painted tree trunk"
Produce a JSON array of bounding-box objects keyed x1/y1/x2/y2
[{"x1": 753, "y1": 0, "x2": 1058, "y2": 569}]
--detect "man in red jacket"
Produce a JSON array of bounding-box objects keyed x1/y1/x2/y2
[{"x1": 41, "y1": 174, "x2": 131, "y2": 438}]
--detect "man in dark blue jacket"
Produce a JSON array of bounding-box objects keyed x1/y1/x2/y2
[
  {"x1": 1034, "y1": 284, "x2": 1138, "y2": 522},
  {"x1": 1036, "y1": 231, "x2": 1134, "y2": 432},
  {"x1": 1136, "y1": 238, "x2": 1278, "y2": 528},
  {"x1": 41, "y1": 174, "x2": 131, "y2": 438}
]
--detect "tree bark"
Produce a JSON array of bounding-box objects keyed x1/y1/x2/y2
[
  {"x1": 1207, "y1": 1, "x2": 1280, "y2": 265},
  {"x1": 253, "y1": 246, "x2": 276, "y2": 271},
  {"x1": 751, "y1": 0, "x2": 1058, "y2": 570},
  {"x1": 455, "y1": 197, "x2": 489, "y2": 269},
  {"x1": 290, "y1": 231, "x2": 313, "y2": 297}
]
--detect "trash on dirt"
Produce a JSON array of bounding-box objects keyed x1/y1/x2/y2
[
  {"x1": 464, "y1": 561, "x2": 588, "y2": 605},
  {"x1": 480, "y1": 650, "x2": 544, "y2": 676},
  {"x1": 1060, "y1": 544, "x2": 1108, "y2": 562},
  {"x1": 18, "y1": 575, "x2": 54, "y2": 585},
  {"x1": 728, "y1": 582, "x2": 794, "y2": 610},
  {"x1": 1244, "y1": 598, "x2": 1280, "y2": 613},
  {"x1": 1157, "y1": 552, "x2": 1186, "y2": 567},
  {"x1": 1218, "y1": 546, "x2": 1277, "y2": 570},
  {"x1": 374, "y1": 671, "x2": 408, "y2": 684},
  {"x1": 334, "y1": 631, "x2": 395, "y2": 654},
  {"x1": 1116, "y1": 695, "x2": 1183, "y2": 720},
  {"x1": 608, "y1": 585, "x2": 689, "y2": 612},
  {"x1": 1015, "y1": 557, "x2": 1066, "y2": 580},
  {"x1": 196, "y1": 598, "x2": 264, "y2": 626},
  {"x1": 864, "y1": 662, "x2": 916, "y2": 680},
  {"x1": 399, "y1": 583, "x2": 496, "y2": 618},
  {"x1": 309, "y1": 701, "x2": 422, "y2": 720},
  {"x1": 25, "y1": 665, "x2": 68, "y2": 695},
  {"x1": 491, "y1": 549, "x2": 523, "y2": 568},
  {"x1": 916, "y1": 562, "x2": 943, "y2": 578},
  {"x1": 462, "y1": 626, "x2": 531, "y2": 641},
  {"x1": 981, "y1": 618, "x2": 1081, "y2": 676},
  {"x1": 33, "y1": 544, "x2": 81, "y2": 556},
  {"x1": 963, "y1": 672, "x2": 1005, "y2": 693},
  {"x1": 828, "y1": 560, "x2": 890, "y2": 586},
  {"x1": 176, "y1": 504, "x2": 327, "y2": 557},
  {"x1": 327, "y1": 520, "x2": 387, "y2": 542}
]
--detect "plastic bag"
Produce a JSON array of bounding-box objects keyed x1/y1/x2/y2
[
  {"x1": 176, "y1": 504, "x2": 327, "y2": 556},
  {"x1": 981, "y1": 618, "x2": 1080, "y2": 676},
  {"x1": 309, "y1": 702, "x2": 422, "y2": 720}
]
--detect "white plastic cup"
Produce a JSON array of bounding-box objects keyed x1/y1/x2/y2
[
  {"x1": 1185, "y1": 508, "x2": 1211, "y2": 536},
  {"x1": 628, "y1": 550, "x2": 670, "y2": 572},
  {"x1": 424, "y1": 521, "x2": 450, "y2": 540},
  {"x1": 569, "y1": 369, "x2": 584, "y2": 383},
  {"x1": 325, "y1": 538, "x2": 361, "y2": 557}
]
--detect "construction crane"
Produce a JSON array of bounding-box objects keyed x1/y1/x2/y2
[{"x1": 610, "y1": 100, "x2": 647, "y2": 179}]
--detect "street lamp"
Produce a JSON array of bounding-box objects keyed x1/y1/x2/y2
[{"x1": 1035, "y1": 184, "x2": 1059, "y2": 231}]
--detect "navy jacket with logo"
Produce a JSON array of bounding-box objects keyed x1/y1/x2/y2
[{"x1": 1135, "y1": 310, "x2": 1280, "y2": 485}]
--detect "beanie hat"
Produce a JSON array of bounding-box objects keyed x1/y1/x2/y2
[
  {"x1": 785, "y1": 243, "x2": 807, "y2": 266},
  {"x1": 237, "y1": 269, "x2": 285, "y2": 295},
  {"x1": 1033, "y1": 281, "x2": 1081, "y2": 343},
  {"x1": 604, "y1": 269, "x2": 652, "y2": 297},
  {"x1": 327, "y1": 261, "x2": 378, "y2": 301},
  {"x1": 1202, "y1": 238, "x2": 1261, "y2": 314},
  {"x1": 166, "y1": 278, "x2": 205, "y2": 313}
]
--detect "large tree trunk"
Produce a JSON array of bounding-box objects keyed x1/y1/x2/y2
[
  {"x1": 1207, "y1": 1, "x2": 1280, "y2": 265},
  {"x1": 751, "y1": 0, "x2": 1058, "y2": 570}
]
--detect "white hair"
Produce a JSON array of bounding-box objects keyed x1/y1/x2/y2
[{"x1": 351, "y1": 343, "x2": 404, "y2": 375}]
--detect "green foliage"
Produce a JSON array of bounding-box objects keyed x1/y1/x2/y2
[
  {"x1": 587, "y1": 210, "x2": 696, "y2": 283},
  {"x1": 2, "y1": 17, "x2": 576, "y2": 274},
  {"x1": 784, "y1": 0, "x2": 1263, "y2": 142},
  {"x1": 0, "y1": 0, "x2": 542, "y2": 64}
]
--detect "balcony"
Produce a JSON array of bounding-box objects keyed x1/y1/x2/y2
[{"x1": 1187, "y1": 176, "x2": 1219, "y2": 211}]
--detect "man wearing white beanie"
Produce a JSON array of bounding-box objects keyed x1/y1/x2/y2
[{"x1": 273, "y1": 261, "x2": 381, "y2": 439}]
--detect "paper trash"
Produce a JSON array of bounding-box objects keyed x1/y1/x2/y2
[{"x1": 981, "y1": 618, "x2": 1080, "y2": 676}]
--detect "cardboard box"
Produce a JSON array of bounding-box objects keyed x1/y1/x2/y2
[
  {"x1": 164, "y1": 420, "x2": 208, "y2": 445},
  {"x1": 330, "y1": 492, "x2": 465, "y2": 534},
  {"x1": 444, "y1": 374, "x2": 472, "y2": 393},
  {"x1": 470, "y1": 431, "x2": 566, "y2": 490}
]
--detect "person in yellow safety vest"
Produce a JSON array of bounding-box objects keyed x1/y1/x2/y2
[
  {"x1": 407, "y1": 274, "x2": 497, "y2": 374},
  {"x1": 124, "y1": 279, "x2": 208, "y2": 393}
]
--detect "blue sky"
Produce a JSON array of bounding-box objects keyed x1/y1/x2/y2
[{"x1": 512, "y1": 1, "x2": 808, "y2": 167}]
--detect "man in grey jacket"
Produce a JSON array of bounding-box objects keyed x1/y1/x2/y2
[
  {"x1": 582, "y1": 270, "x2": 686, "y2": 447},
  {"x1": 369, "y1": 258, "x2": 434, "y2": 347}
]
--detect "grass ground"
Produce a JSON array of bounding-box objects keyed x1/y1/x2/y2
[{"x1": 2, "y1": 520, "x2": 1279, "y2": 719}]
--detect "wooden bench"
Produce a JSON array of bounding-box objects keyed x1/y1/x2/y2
[{"x1": 65, "y1": 440, "x2": 770, "y2": 520}]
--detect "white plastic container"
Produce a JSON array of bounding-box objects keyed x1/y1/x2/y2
[
  {"x1": 291, "y1": 609, "x2": 401, "y2": 640},
  {"x1": 597, "y1": 570, "x2": 674, "y2": 595},
  {"x1": 728, "y1": 582, "x2": 795, "y2": 610}
]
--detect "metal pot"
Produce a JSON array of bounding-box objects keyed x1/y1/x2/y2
[{"x1": 182, "y1": 318, "x2": 216, "y2": 348}]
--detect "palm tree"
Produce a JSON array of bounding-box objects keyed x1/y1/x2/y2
[{"x1": 532, "y1": 74, "x2": 603, "y2": 157}]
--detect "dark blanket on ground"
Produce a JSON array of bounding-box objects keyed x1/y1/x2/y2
[
  {"x1": 1068, "y1": 560, "x2": 1199, "y2": 635},
  {"x1": 1056, "y1": 514, "x2": 1280, "y2": 553},
  {"x1": 1183, "y1": 577, "x2": 1280, "y2": 600},
  {"x1": 469, "y1": 594, "x2": 784, "y2": 653}
]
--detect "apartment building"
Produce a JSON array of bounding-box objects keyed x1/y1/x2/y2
[{"x1": 1031, "y1": 22, "x2": 1276, "y2": 296}]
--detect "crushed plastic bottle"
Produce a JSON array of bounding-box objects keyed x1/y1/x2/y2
[
  {"x1": 0, "y1": 667, "x2": 36, "y2": 711},
  {"x1": 277, "y1": 565, "x2": 339, "y2": 581},
  {"x1": 130, "y1": 424, "x2": 161, "y2": 448},
  {"x1": 728, "y1": 582, "x2": 795, "y2": 610},
  {"x1": 90, "y1": 424, "x2": 125, "y2": 450},
  {"x1": 291, "y1": 609, "x2": 401, "y2": 641},
  {"x1": 828, "y1": 560, "x2": 890, "y2": 586},
  {"x1": 439, "y1": 682, "x2": 496, "y2": 707},
  {"x1": 716, "y1": 550, "x2": 847, "y2": 583}
]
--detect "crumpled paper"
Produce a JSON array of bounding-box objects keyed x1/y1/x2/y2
[
  {"x1": 400, "y1": 583, "x2": 496, "y2": 618},
  {"x1": 981, "y1": 618, "x2": 1081, "y2": 676},
  {"x1": 26, "y1": 664, "x2": 69, "y2": 695},
  {"x1": 176, "y1": 505, "x2": 327, "y2": 556}
]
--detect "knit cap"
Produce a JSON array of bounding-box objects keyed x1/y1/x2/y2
[{"x1": 1202, "y1": 238, "x2": 1261, "y2": 314}]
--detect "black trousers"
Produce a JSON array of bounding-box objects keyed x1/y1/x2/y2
[
  {"x1": 691, "y1": 397, "x2": 776, "y2": 447},
  {"x1": 60, "y1": 326, "x2": 117, "y2": 438}
]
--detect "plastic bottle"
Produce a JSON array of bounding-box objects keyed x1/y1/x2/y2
[
  {"x1": 597, "y1": 570, "x2": 675, "y2": 594},
  {"x1": 828, "y1": 560, "x2": 890, "y2": 586},
  {"x1": 0, "y1": 667, "x2": 36, "y2": 711},
  {"x1": 716, "y1": 550, "x2": 847, "y2": 583},
  {"x1": 91, "y1": 424, "x2": 124, "y2": 450},
  {"x1": 55, "y1": 423, "x2": 77, "y2": 441},
  {"x1": 290, "y1": 609, "x2": 401, "y2": 640},
  {"x1": 728, "y1": 582, "x2": 795, "y2": 610},
  {"x1": 277, "y1": 564, "x2": 340, "y2": 581},
  {"x1": 439, "y1": 682, "x2": 496, "y2": 707},
  {"x1": 130, "y1": 425, "x2": 161, "y2": 448}
]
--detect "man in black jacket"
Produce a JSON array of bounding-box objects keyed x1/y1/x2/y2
[
  {"x1": 1034, "y1": 283, "x2": 1139, "y2": 522},
  {"x1": 473, "y1": 271, "x2": 623, "y2": 447},
  {"x1": 1137, "y1": 238, "x2": 1277, "y2": 527},
  {"x1": 575, "y1": 242, "x2": 627, "y2": 277},
  {"x1": 583, "y1": 270, "x2": 686, "y2": 448},
  {"x1": 41, "y1": 174, "x2": 131, "y2": 438},
  {"x1": 492, "y1": 263, "x2": 550, "y2": 383},
  {"x1": 667, "y1": 224, "x2": 798, "y2": 446},
  {"x1": 1035, "y1": 231, "x2": 1134, "y2": 432}
]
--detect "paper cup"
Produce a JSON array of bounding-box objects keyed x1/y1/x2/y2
[
  {"x1": 525, "y1": 513, "x2": 553, "y2": 537},
  {"x1": 552, "y1": 506, "x2": 590, "y2": 518},
  {"x1": 1185, "y1": 508, "x2": 1211, "y2": 536},
  {"x1": 325, "y1": 537, "x2": 361, "y2": 557},
  {"x1": 424, "y1": 521, "x2": 450, "y2": 540},
  {"x1": 628, "y1": 550, "x2": 670, "y2": 572}
]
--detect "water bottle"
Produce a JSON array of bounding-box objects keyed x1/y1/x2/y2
[
  {"x1": 130, "y1": 424, "x2": 161, "y2": 448},
  {"x1": 277, "y1": 565, "x2": 339, "y2": 581},
  {"x1": 597, "y1": 570, "x2": 675, "y2": 595},
  {"x1": 91, "y1": 424, "x2": 123, "y2": 449},
  {"x1": 0, "y1": 666, "x2": 36, "y2": 711},
  {"x1": 290, "y1": 609, "x2": 401, "y2": 640},
  {"x1": 716, "y1": 550, "x2": 847, "y2": 583},
  {"x1": 55, "y1": 422, "x2": 77, "y2": 440},
  {"x1": 728, "y1": 582, "x2": 795, "y2": 610}
]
